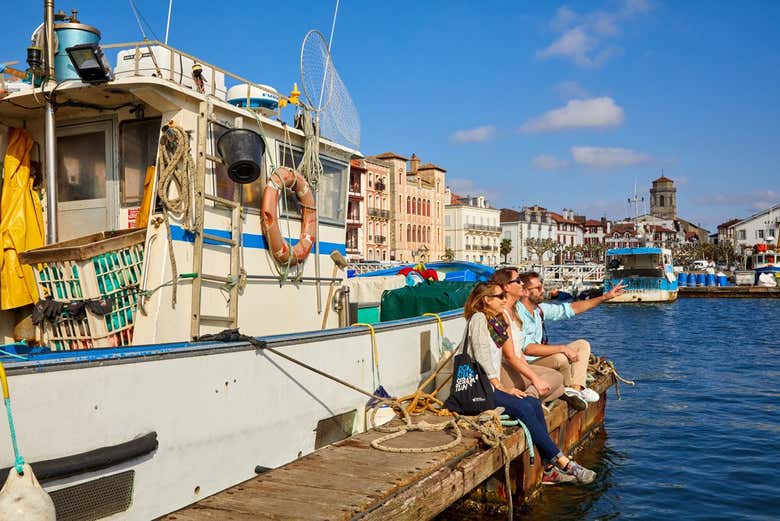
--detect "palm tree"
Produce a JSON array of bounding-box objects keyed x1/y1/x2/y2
[{"x1": 500, "y1": 238, "x2": 512, "y2": 264}]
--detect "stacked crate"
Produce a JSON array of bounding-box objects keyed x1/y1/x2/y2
[{"x1": 19, "y1": 229, "x2": 147, "y2": 350}]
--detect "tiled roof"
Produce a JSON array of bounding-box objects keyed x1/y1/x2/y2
[
  {"x1": 418, "y1": 162, "x2": 447, "y2": 173},
  {"x1": 549, "y1": 212, "x2": 579, "y2": 224},
  {"x1": 373, "y1": 152, "x2": 409, "y2": 161},
  {"x1": 585, "y1": 219, "x2": 606, "y2": 226},
  {"x1": 500, "y1": 208, "x2": 522, "y2": 223},
  {"x1": 653, "y1": 175, "x2": 673, "y2": 183},
  {"x1": 717, "y1": 218, "x2": 741, "y2": 229}
]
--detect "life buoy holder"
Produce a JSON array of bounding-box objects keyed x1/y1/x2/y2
[{"x1": 261, "y1": 167, "x2": 316, "y2": 266}]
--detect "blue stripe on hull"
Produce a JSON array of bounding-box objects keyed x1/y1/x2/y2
[{"x1": 169, "y1": 225, "x2": 346, "y2": 255}]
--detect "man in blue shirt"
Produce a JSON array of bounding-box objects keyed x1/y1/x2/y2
[{"x1": 516, "y1": 271, "x2": 626, "y2": 404}]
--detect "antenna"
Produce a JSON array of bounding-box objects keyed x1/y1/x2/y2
[{"x1": 164, "y1": 0, "x2": 173, "y2": 44}]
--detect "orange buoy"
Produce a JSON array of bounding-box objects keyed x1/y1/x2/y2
[{"x1": 261, "y1": 167, "x2": 316, "y2": 266}]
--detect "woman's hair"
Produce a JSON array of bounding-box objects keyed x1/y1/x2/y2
[
  {"x1": 491, "y1": 267, "x2": 518, "y2": 287},
  {"x1": 464, "y1": 282, "x2": 502, "y2": 319}
]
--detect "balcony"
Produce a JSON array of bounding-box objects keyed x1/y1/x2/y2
[
  {"x1": 368, "y1": 208, "x2": 391, "y2": 219},
  {"x1": 375, "y1": 235, "x2": 386, "y2": 244},
  {"x1": 347, "y1": 217, "x2": 362, "y2": 228},
  {"x1": 464, "y1": 223, "x2": 502, "y2": 234},
  {"x1": 375, "y1": 180, "x2": 386, "y2": 191},
  {"x1": 348, "y1": 184, "x2": 363, "y2": 200}
]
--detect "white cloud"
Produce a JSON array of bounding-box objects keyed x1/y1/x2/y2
[
  {"x1": 532, "y1": 154, "x2": 569, "y2": 170},
  {"x1": 554, "y1": 80, "x2": 590, "y2": 99},
  {"x1": 521, "y1": 97, "x2": 624, "y2": 133},
  {"x1": 571, "y1": 146, "x2": 650, "y2": 169},
  {"x1": 693, "y1": 190, "x2": 780, "y2": 211},
  {"x1": 451, "y1": 125, "x2": 496, "y2": 144},
  {"x1": 537, "y1": 1, "x2": 652, "y2": 68}
]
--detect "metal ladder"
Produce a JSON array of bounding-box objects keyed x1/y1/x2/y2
[{"x1": 190, "y1": 99, "x2": 243, "y2": 339}]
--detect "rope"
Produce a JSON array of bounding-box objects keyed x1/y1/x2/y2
[
  {"x1": 0, "y1": 363, "x2": 25, "y2": 475},
  {"x1": 352, "y1": 323, "x2": 381, "y2": 390},
  {"x1": 299, "y1": 108, "x2": 322, "y2": 191},
  {"x1": 422, "y1": 312, "x2": 444, "y2": 339},
  {"x1": 590, "y1": 356, "x2": 635, "y2": 400},
  {"x1": 156, "y1": 123, "x2": 198, "y2": 306}
]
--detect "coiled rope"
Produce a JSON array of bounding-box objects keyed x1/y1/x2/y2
[{"x1": 156, "y1": 123, "x2": 199, "y2": 305}]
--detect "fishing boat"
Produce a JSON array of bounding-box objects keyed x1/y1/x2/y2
[
  {"x1": 747, "y1": 243, "x2": 780, "y2": 283},
  {"x1": 0, "y1": 7, "x2": 464, "y2": 520},
  {"x1": 604, "y1": 247, "x2": 678, "y2": 302}
]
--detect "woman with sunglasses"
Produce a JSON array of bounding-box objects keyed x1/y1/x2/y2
[
  {"x1": 461, "y1": 282, "x2": 596, "y2": 484},
  {"x1": 489, "y1": 268, "x2": 565, "y2": 404}
]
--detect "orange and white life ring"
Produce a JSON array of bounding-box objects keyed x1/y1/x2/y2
[{"x1": 261, "y1": 167, "x2": 316, "y2": 266}]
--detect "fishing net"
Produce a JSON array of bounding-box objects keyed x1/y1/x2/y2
[{"x1": 300, "y1": 30, "x2": 361, "y2": 150}]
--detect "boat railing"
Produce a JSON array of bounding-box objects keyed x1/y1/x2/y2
[
  {"x1": 101, "y1": 40, "x2": 279, "y2": 104},
  {"x1": 533, "y1": 263, "x2": 605, "y2": 283},
  {"x1": 348, "y1": 262, "x2": 400, "y2": 275}
]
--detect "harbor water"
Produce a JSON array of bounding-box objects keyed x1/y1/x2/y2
[{"x1": 519, "y1": 298, "x2": 779, "y2": 520}]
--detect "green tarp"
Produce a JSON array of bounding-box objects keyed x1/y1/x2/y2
[{"x1": 379, "y1": 281, "x2": 476, "y2": 322}]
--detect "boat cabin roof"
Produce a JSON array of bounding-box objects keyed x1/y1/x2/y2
[{"x1": 607, "y1": 247, "x2": 669, "y2": 256}]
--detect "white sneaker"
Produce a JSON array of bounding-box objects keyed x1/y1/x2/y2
[{"x1": 579, "y1": 387, "x2": 600, "y2": 403}]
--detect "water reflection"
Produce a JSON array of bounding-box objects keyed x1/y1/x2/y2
[{"x1": 515, "y1": 430, "x2": 621, "y2": 521}]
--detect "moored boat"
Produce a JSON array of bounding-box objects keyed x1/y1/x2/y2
[
  {"x1": 0, "y1": 7, "x2": 463, "y2": 520},
  {"x1": 604, "y1": 247, "x2": 678, "y2": 302}
]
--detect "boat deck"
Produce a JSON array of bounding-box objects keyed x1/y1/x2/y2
[
  {"x1": 679, "y1": 286, "x2": 780, "y2": 298},
  {"x1": 164, "y1": 373, "x2": 615, "y2": 521}
]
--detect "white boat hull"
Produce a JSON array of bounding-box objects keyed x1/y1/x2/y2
[
  {"x1": 607, "y1": 289, "x2": 678, "y2": 302},
  {"x1": 0, "y1": 313, "x2": 465, "y2": 520}
]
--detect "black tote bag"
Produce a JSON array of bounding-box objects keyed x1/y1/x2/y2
[{"x1": 443, "y1": 320, "x2": 496, "y2": 415}]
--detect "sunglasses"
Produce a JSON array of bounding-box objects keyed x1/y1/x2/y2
[
  {"x1": 510, "y1": 277, "x2": 524, "y2": 286},
  {"x1": 525, "y1": 284, "x2": 544, "y2": 291},
  {"x1": 486, "y1": 291, "x2": 508, "y2": 300}
]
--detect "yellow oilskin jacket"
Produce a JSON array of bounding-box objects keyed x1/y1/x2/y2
[{"x1": 0, "y1": 128, "x2": 44, "y2": 310}]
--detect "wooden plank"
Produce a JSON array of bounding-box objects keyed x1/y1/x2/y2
[
  {"x1": 360, "y1": 428, "x2": 528, "y2": 521},
  {"x1": 173, "y1": 372, "x2": 615, "y2": 521}
]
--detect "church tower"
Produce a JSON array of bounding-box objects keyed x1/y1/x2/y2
[{"x1": 650, "y1": 176, "x2": 677, "y2": 220}]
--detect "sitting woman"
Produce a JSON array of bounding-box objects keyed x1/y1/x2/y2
[
  {"x1": 461, "y1": 282, "x2": 596, "y2": 484},
  {"x1": 489, "y1": 268, "x2": 565, "y2": 404}
]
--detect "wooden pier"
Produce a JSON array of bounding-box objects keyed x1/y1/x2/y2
[
  {"x1": 679, "y1": 286, "x2": 780, "y2": 298},
  {"x1": 164, "y1": 373, "x2": 615, "y2": 521}
]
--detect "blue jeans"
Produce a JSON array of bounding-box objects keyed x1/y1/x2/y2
[{"x1": 493, "y1": 390, "x2": 561, "y2": 463}]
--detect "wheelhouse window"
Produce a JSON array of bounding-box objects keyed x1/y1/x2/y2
[
  {"x1": 58, "y1": 132, "x2": 106, "y2": 201},
  {"x1": 212, "y1": 123, "x2": 264, "y2": 210},
  {"x1": 279, "y1": 144, "x2": 346, "y2": 224},
  {"x1": 120, "y1": 118, "x2": 161, "y2": 206}
]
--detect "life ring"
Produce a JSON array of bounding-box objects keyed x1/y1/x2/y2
[{"x1": 261, "y1": 167, "x2": 316, "y2": 266}]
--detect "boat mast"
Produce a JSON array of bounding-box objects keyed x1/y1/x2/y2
[{"x1": 43, "y1": 0, "x2": 58, "y2": 243}]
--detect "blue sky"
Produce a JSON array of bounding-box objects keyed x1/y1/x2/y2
[{"x1": 5, "y1": 1, "x2": 779, "y2": 230}]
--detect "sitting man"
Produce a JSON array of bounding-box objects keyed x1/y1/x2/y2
[{"x1": 516, "y1": 271, "x2": 626, "y2": 407}]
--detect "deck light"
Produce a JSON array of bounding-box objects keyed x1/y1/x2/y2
[{"x1": 65, "y1": 43, "x2": 113, "y2": 84}]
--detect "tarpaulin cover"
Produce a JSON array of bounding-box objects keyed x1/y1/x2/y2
[
  {"x1": 379, "y1": 281, "x2": 476, "y2": 322},
  {"x1": 0, "y1": 128, "x2": 44, "y2": 310}
]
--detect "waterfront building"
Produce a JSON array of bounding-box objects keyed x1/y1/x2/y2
[
  {"x1": 499, "y1": 205, "x2": 557, "y2": 263},
  {"x1": 363, "y1": 157, "x2": 391, "y2": 261},
  {"x1": 605, "y1": 223, "x2": 641, "y2": 249},
  {"x1": 730, "y1": 203, "x2": 780, "y2": 249},
  {"x1": 550, "y1": 209, "x2": 583, "y2": 249},
  {"x1": 582, "y1": 218, "x2": 609, "y2": 246},
  {"x1": 444, "y1": 194, "x2": 501, "y2": 265},
  {"x1": 631, "y1": 176, "x2": 711, "y2": 244},
  {"x1": 716, "y1": 218, "x2": 741, "y2": 245},
  {"x1": 370, "y1": 152, "x2": 447, "y2": 262},
  {"x1": 346, "y1": 159, "x2": 365, "y2": 262}
]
